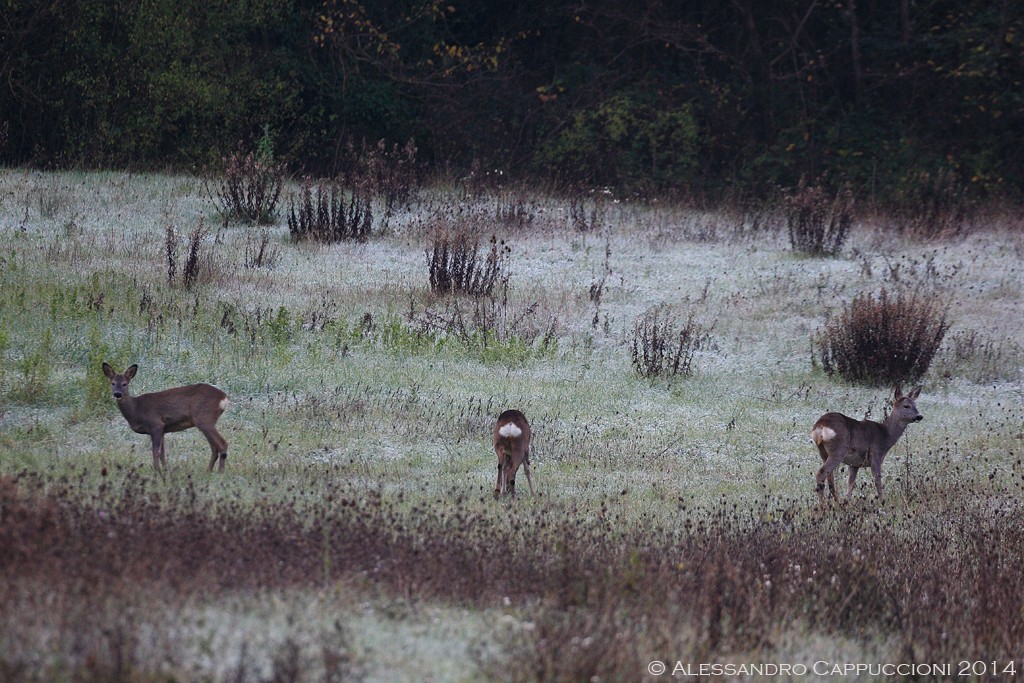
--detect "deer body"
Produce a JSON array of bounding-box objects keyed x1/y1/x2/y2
[
  {"x1": 812, "y1": 386, "x2": 922, "y2": 503},
  {"x1": 494, "y1": 409, "x2": 534, "y2": 498},
  {"x1": 103, "y1": 363, "x2": 229, "y2": 472}
]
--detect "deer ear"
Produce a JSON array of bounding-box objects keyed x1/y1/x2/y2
[
  {"x1": 893, "y1": 385, "x2": 904, "y2": 401},
  {"x1": 124, "y1": 364, "x2": 138, "y2": 380},
  {"x1": 908, "y1": 386, "x2": 921, "y2": 400},
  {"x1": 102, "y1": 362, "x2": 115, "y2": 379}
]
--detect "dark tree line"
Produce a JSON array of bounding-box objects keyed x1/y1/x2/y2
[{"x1": 2, "y1": 0, "x2": 1021, "y2": 200}]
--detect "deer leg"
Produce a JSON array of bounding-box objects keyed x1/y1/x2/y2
[
  {"x1": 149, "y1": 431, "x2": 166, "y2": 473},
  {"x1": 197, "y1": 424, "x2": 228, "y2": 472},
  {"x1": 816, "y1": 454, "x2": 844, "y2": 504},
  {"x1": 494, "y1": 463, "x2": 503, "y2": 499},
  {"x1": 205, "y1": 440, "x2": 218, "y2": 472},
  {"x1": 870, "y1": 458, "x2": 884, "y2": 499},
  {"x1": 496, "y1": 447, "x2": 511, "y2": 498},
  {"x1": 846, "y1": 466, "x2": 859, "y2": 499},
  {"x1": 818, "y1": 460, "x2": 845, "y2": 504},
  {"x1": 816, "y1": 437, "x2": 853, "y2": 505},
  {"x1": 523, "y1": 457, "x2": 535, "y2": 496},
  {"x1": 815, "y1": 444, "x2": 832, "y2": 503}
]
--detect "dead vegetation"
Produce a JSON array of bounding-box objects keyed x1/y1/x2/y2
[{"x1": 2, "y1": 469, "x2": 1023, "y2": 681}]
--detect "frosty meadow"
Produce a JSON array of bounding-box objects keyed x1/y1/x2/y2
[{"x1": 1, "y1": 169, "x2": 1022, "y2": 681}]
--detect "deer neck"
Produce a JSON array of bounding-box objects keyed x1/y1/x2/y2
[
  {"x1": 115, "y1": 393, "x2": 142, "y2": 425},
  {"x1": 880, "y1": 412, "x2": 909, "y2": 452}
]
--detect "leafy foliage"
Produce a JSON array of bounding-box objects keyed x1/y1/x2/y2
[{"x1": 538, "y1": 95, "x2": 700, "y2": 193}]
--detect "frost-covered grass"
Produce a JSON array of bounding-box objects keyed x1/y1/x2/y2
[{"x1": 1, "y1": 169, "x2": 1023, "y2": 681}]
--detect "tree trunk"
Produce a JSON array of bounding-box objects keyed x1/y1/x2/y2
[{"x1": 847, "y1": 0, "x2": 865, "y2": 104}]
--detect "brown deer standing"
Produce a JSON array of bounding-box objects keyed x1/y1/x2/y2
[
  {"x1": 493, "y1": 409, "x2": 534, "y2": 498},
  {"x1": 102, "y1": 363, "x2": 230, "y2": 473},
  {"x1": 812, "y1": 386, "x2": 923, "y2": 503}
]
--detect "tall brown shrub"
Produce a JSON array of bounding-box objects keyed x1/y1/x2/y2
[
  {"x1": 786, "y1": 178, "x2": 853, "y2": 256},
  {"x1": 815, "y1": 287, "x2": 951, "y2": 386},
  {"x1": 207, "y1": 141, "x2": 284, "y2": 225},
  {"x1": 288, "y1": 178, "x2": 373, "y2": 243},
  {"x1": 426, "y1": 232, "x2": 509, "y2": 296}
]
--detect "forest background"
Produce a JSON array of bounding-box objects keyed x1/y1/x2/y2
[{"x1": 3, "y1": 0, "x2": 1022, "y2": 202}]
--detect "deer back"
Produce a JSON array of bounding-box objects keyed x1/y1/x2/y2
[
  {"x1": 813, "y1": 412, "x2": 887, "y2": 452},
  {"x1": 494, "y1": 409, "x2": 531, "y2": 466},
  {"x1": 123, "y1": 383, "x2": 228, "y2": 433}
]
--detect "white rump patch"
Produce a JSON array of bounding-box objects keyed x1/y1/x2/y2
[
  {"x1": 498, "y1": 423, "x2": 522, "y2": 438},
  {"x1": 219, "y1": 397, "x2": 231, "y2": 411},
  {"x1": 811, "y1": 426, "x2": 836, "y2": 444}
]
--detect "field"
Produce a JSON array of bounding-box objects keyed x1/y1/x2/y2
[{"x1": 1, "y1": 169, "x2": 1023, "y2": 682}]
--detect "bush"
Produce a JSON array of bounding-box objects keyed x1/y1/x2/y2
[
  {"x1": 893, "y1": 168, "x2": 974, "y2": 238},
  {"x1": 426, "y1": 232, "x2": 509, "y2": 296},
  {"x1": 630, "y1": 305, "x2": 710, "y2": 379},
  {"x1": 165, "y1": 221, "x2": 210, "y2": 290},
  {"x1": 287, "y1": 178, "x2": 373, "y2": 243},
  {"x1": 343, "y1": 138, "x2": 418, "y2": 222},
  {"x1": 785, "y1": 178, "x2": 853, "y2": 256},
  {"x1": 206, "y1": 141, "x2": 284, "y2": 225},
  {"x1": 815, "y1": 287, "x2": 951, "y2": 386}
]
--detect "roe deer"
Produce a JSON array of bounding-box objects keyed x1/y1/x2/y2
[
  {"x1": 494, "y1": 409, "x2": 534, "y2": 498},
  {"x1": 812, "y1": 386, "x2": 922, "y2": 503},
  {"x1": 102, "y1": 363, "x2": 230, "y2": 473}
]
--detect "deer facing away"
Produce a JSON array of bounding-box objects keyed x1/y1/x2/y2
[
  {"x1": 102, "y1": 363, "x2": 230, "y2": 472},
  {"x1": 494, "y1": 409, "x2": 534, "y2": 498},
  {"x1": 812, "y1": 386, "x2": 922, "y2": 503}
]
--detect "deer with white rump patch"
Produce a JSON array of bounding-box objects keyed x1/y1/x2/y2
[
  {"x1": 102, "y1": 363, "x2": 230, "y2": 472},
  {"x1": 812, "y1": 386, "x2": 923, "y2": 503},
  {"x1": 494, "y1": 409, "x2": 534, "y2": 498}
]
